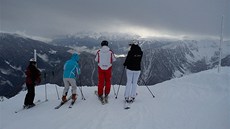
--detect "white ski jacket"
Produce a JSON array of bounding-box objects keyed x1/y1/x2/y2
[{"x1": 95, "y1": 46, "x2": 116, "y2": 70}]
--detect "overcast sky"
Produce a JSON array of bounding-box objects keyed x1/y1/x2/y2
[{"x1": 1, "y1": 0, "x2": 229, "y2": 40}]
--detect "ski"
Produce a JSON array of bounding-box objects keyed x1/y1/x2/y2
[
  {"x1": 15, "y1": 107, "x2": 26, "y2": 113},
  {"x1": 68, "y1": 100, "x2": 76, "y2": 108},
  {"x1": 104, "y1": 96, "x2": 108, "y2": 104},
  {"x1": 54, "y1": 96, "x2": 71, "y2": 109},
  {"x1": 124, "y1": 101, "x2": 131, "y2": 110},
  {"x1": 15, "y1": 100, "x2": 43, "y2": 113},
  {"x1": 100, "y1": 98, "x2": 105, "y2": 105},
  {"x1": 94, "y1": 90, "x2": 105, "y2": 105},
  {"x1": 54, "y1": 101, "x2": 66, "y2": 109}
]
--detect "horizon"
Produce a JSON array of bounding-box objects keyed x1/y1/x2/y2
[{"x1": 1, "y1": 31, "x2": 230, "y2": 43}]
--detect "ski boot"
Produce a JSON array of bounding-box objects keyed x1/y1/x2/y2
[
  {"x1": 98, "y1": 95, "x2": 105, "y2": 104},
  {"x1": 125, "y1": 97, "x2": 130, "y2": 103},
  {"x1": 130, "y1": 97, "x2": 135, "y2": 103},
  {"x1": 62, "y1": 95, "x2": 67, "y2": 102},
  {"x1": 72, "y1": 94, "x2": 77, "y2": 102},
  {"x1": 104, "y1": 94, "x2": 108, "y2": 103}
]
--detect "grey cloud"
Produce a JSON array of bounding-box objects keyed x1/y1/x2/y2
[{"x1": 1, "y1": 0, "x2": 229, "y2": 39}]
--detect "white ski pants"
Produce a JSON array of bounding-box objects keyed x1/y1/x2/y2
[
  {"x1": 124, "y1": 69, "x2": 140, "y2": 98},
  {"x1": 63, "y1": 78, "x2": 77, "y2": 96}
]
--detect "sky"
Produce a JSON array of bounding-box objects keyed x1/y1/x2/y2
[
  {"x1": 1, "y1": 67, "x2": 230, "y2": 129},
  {"x1": 1, "y1": 0, "x2": 229, "y2": 40}
]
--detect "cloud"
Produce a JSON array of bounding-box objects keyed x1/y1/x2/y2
[{"x1": 1, "y1": 0, "x2": 229, "y2": 39}]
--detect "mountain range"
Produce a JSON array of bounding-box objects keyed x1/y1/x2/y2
[{"x1": 0, "y1": 32, "x2": 230, "y2": 98}]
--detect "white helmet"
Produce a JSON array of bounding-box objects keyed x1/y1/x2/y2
[
  {"x1": 132, "y1": 40, "x2": 139, "y2": 45},
  {"x1": 29, "y1": 58, "x2": 36, "y2": 62}
]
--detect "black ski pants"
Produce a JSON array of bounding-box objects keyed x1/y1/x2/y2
[{"x1": 24, "y1": 84, "x2": 35, "y2": 105}]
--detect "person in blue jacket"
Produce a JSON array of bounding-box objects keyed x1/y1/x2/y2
[{"x1": 62, "y1": 53, "x2": 80, "y2": 102}]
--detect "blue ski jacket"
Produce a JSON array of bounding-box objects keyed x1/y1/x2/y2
[{"x1": 63, "y1": 53, "x2": 80, "y2": 79}]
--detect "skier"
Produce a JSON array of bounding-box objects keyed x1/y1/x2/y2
[
  {"x1": 95, "y1": 40, "x2": 116, "y2": 104},
  {"x1": 24, "y1": 58, "x2": 41, "y2": 108},
  {"x1": 123, "y1": 40, "x2": 143, "y2": 103},
  {"x1": 61, "y1": 53, "x2": 80, "y2": 103}
]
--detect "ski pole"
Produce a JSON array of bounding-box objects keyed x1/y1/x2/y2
[
  {"x1": 52, "y1": 71, "x2": 60, "y2": 100},
  {"x1": 139, "y1": 77, "x2": 155, "y2": 98},
  {"x1": 45, "y1": 84, "x2": 48, "y2": 101},
  {"x1": 115, "y1": 66, "x2": 125, "y2": 99},
  {"x1": 78, "y1": 75, "x2": 86, "y2": 100},
  {"x1": 55, "y1": 84, "x2": 60, "y2": 100},
  {"x1": 44, "y1": 72, "x2": 48, "y2": 101},
  {"x1": 112, "y1": 84, "x2": 117, "y2": 96},
  {"x1": 78, "y1": 86, "x2": 86, "y2": 100}
]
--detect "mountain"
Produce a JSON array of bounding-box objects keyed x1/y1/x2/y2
[
  {"x1": 50, "y1": 33, "x2": 137, "y2": 55},
  {"x1": 1, "y1": 67, "x2": 229, "y2": 129},
  {"x1": 50, "y1": 34, "x2": 230, "y2": 85},
  {"x1": 0, "y1": 33, "x2": 72, "y2": 98},
  {"x1": 1, "y1": 32, "x2": 230, "y2": 98},
  {"x1": 140, "y1": 39, "x2": 230, "y2": 84}
]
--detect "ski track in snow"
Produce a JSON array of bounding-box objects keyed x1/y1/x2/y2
[{"x1": 1, "y1": 67, "x2": 230, "y2": 129}]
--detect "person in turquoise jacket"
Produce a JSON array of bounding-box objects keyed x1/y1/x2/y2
[{"x1": 62, "y1": 53, "x2": 80, "y2": 102}]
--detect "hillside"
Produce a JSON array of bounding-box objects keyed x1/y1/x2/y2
[
  {"x1": 1, "y1": 32, "x2": 230, "y2": 98},
  {"x1": 1, "y1": 67, "x2": 229, "y2": 129}
]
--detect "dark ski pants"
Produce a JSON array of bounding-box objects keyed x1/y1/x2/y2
[{"x1": 24, "y1": 84, "x2": 35, "y2": 106}]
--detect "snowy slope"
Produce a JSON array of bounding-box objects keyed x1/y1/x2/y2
[{"x1": 1, "y1": 67, "x2": 230, "y2": 129}]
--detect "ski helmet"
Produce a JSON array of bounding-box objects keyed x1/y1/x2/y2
[
  {"x1": 132, "y1": 40, "x2": 139, "y2": 45},
  {"x1": 29, "y1": 58, "x2": 36, "y2": 63},
  {"x1": 129, "y1": 40, "x2": 139, "y2": 46},
  {"x1": 101, "y1": 40, "x2": 108, "y2": 46}
]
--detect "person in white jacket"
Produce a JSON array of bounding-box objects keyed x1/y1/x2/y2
[{"x1": 95, "y1": 40, "x2": 116, "y2": 103}]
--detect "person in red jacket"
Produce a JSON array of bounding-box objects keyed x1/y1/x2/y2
[
  {"x1": 24, "y1": 58, "x2": 41, "y2": 108},
  {"x1": 95, "y1": 40, "x2": 116, "y2": 103}
]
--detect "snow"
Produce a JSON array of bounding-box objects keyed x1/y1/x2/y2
[
  {"x1": 0, "y1": 68, "x2": 11, "y2": 75},
  {"x1": 114, "y1": 54, "x2": 126, "y2": 58},
  {"x1": 0, "y1": 31, "x2": 52, "y2": 43},
  {"x1": 173, "y1": 70, "x2": 183, "y2": 77},
  {"x1": 0, "y1": 96, "x2": 5, "y2": 102},
  {"x1": 37, "y1": 53, "x2": 49, "y2": 62},
  {"x1": 67, "y1": 32, "x2": 140, "y2": 41},
  {"x1": 67, "y1": 46, "x2": 97, "y2": 55},
  {"x1": 4, "y1": 60, "x2": 22, "y2": 71},
  {"x1": 0, "y1": 80, "x2": 13, "y2": 87},
  {"x1": 1, "y1": 67, "x2": 230, "y2": 129},
  {"x1": 187, "y1": 40, "x2": 230, "y2": 62},
  {"x1": 48, "y1": 49, "x2": 57, "y2": 54}
]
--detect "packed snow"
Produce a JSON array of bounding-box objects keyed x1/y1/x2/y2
[{"x1": 0, "y1": 67, "x2": 229, "y2": 129}]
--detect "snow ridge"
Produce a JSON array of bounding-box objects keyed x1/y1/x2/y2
[{"x1": 1, "y1": 67, "x2": 230, "y2": 129}]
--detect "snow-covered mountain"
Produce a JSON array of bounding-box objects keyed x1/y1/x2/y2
[
  {"x1": 50, "y1": 34, "x2": 230, "y2": 85},
  {"x1": 140, "y1": 39, "x2": 230, "y2": 84},
  {"x1": 1, "y1": 32, "x2": 230, "y2": 98},
  {"x1": 1, "y1": 67, "x2": 229, "y2": 129},
  {"x1": 61, "y1": 32, "x2": 141, "y2": 41},
  {"x1": 0, "y1": 33, "x2": 72, "y2": 98}
]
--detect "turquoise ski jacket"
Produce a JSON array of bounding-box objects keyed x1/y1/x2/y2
[{"x1": 63, "y1": 53, "x2": 80, "y2": 79}]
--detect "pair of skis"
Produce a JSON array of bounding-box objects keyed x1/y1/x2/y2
[
  {"x1": 54, "y1": 96, "x2": 76, "y2": 109},
  {"x1": 15, "y1": 100, "x2": 45, "y2": 113},
  {"x1": 95, "y1": 90, "x2": 134, "y2": 109},
  {"x1": 94, "y1": 91, "x2": 108, "y2": 105},
  {"x1": 15, "y1": 97, "x2": 76, "y2": 112}
]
